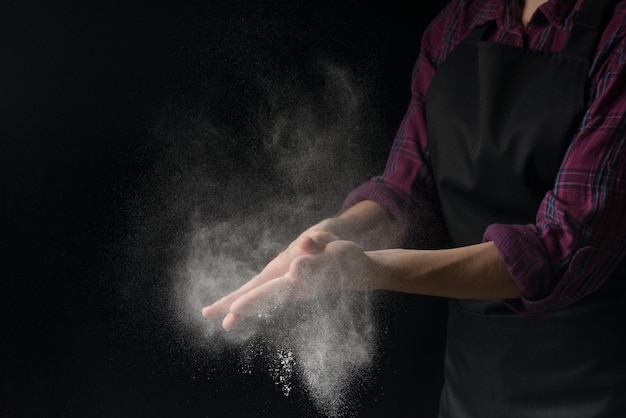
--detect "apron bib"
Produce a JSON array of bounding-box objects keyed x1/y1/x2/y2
[{"x1": 424, "y1": 0, "x2": 626, "y2": 416}]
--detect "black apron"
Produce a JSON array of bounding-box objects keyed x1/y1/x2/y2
[{"x1": 425, "y1": 0, "x2": 626, "y2": 416}]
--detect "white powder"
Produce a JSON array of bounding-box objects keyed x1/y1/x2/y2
[
  {"x1": 271, "y1": 349, "x2": 296, "y2": 397},
  {"x1": 162, "y1": 61, "x2": 386, "y2": 417}
]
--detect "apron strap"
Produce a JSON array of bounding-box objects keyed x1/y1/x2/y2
[
  {"x1": 465, "y1": 22, "x2": 494, "y2": 42},
  {"x1": 563, "y1": 0, "x2": 617, "y2": 57}
]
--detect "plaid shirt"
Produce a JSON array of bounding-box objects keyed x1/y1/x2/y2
[{"x1": 343, "y1": 0, "x2": 626, "y2": 314}]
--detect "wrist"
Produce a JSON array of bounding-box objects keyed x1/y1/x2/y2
[{"x1": 363, "y1": 249, "x2": 408, "y2": 291}]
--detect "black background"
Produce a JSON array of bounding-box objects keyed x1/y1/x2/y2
[{"x1": 2, "y1": 1, "x2": 450, "y2": 416}]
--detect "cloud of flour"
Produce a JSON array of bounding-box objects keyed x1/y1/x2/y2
[{"x1": 157, "y1": 60, "x2": 388, "y2": 416}]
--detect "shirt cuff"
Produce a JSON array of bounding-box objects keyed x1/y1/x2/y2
[{"x1": 483, "y1": 223, "x2": 555, "y2": 316}]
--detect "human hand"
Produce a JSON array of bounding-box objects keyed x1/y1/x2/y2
[
  {"x1": 201, "y1": 229, "x2": 338, "y2": 329},
  {"x1": 201, "y1": 230, "x2": 376, "y2": 330}
]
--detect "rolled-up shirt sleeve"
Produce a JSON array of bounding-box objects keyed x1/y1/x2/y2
[{"x1": 484, "y1": 32, "x2": 626, "y2": 314}]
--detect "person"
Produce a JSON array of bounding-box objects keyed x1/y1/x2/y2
[{"x1": 203, "y1": 0, "x2": 626, "y2": 416}]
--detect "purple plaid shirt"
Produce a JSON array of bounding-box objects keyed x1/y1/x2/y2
[{"x1": 343, "y1": 0, "x2": 626, "y2": 314}]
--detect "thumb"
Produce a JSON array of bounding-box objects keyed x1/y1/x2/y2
[
  {"x1": 298, "y1": 231, "x2": 339, "y2": 254},
  {"x1": 299, "y1": 236, "x2": 323, "y2": 254}
]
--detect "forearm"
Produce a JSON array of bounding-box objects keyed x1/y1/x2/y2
[
  {"x1": 366, "y1": 241, "x2": 522, "y2": 300},
  {"x1": 310, "y1": 200, "x2": 404, "y2": 250}
]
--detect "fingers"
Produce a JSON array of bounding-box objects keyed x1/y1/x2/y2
[
  {"x1": 201, "y1": 273, "x2": 294, "y2": 329},
  {"x1": 200, "y1": 282, "x2": 256, "y2": 318},
  {"x1": 201, "y1": 299, "x2": 229, "y2": 318},
  {"x1": 202, "y1": 260, "x2": 287, "y2": 318},
  {"x1": 202, "y1": 230, "x2": 340, "y2": 329},
  {"x1": 201, "y1": 272, "x2": 274, "y2": 318},
  {"x1": 222, "y1": 274, "x2": 295, "y2": 330}
]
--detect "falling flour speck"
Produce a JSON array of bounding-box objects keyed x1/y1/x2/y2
[{"x1": 271, "y1": 349, "x2": 296, "y2": 397}]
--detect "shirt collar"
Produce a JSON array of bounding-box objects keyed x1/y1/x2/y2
[
  {"x1": 540, "y1": 0, "x2": 585, "y2": 30},
  {"x1": 496, "y1": 0, "x2": 583, "y2": 31}
]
